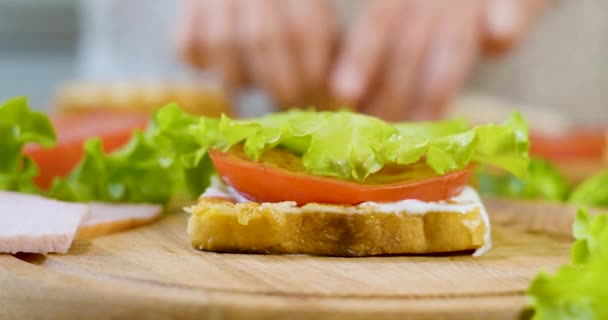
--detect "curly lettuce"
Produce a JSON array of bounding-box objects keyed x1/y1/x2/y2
[
  {"x1": 528, "y1": 209, "x2": 608, "y2": 319},
  {"x1": 48, "y1": 131, "x2": 177, "y2": 204},
  {"x1": 156, "y1": 107, "x2": 530, "y2": 182},
  {"x1": 0, "y1": 97, "x2": 56, "y2": 193},
  {"x1": 0, "y1": 99, "x2": 212, "y2": 204},
  {"x1": 0, "y1": 99, "x2": 206, "y2": 204},
  {"x1": 48, "y1": 109, "x2": 215, "y2": 204}
]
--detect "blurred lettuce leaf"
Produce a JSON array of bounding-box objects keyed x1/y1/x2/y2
[
  {"x1": 0, "y1": 97, "x2": 56, "y2": 147},
  {"x1": 0, "y1": 97, "x2": 56, "y2": 192},
  {"x1": 528, "y1": 209, "x2": 608, "y2": 320},
  {"x1": 477, "y1": 158, "x2": 569, "y2": 202},
  {"x1": 528, "y1": 259, "x2": 608, "y2": 320},
  {"x1": 571, "y1": 209, "x2": 608, "y2": 264},
  {"x1": 569, "y1": 171, "x2": 608, "y2": 207}
]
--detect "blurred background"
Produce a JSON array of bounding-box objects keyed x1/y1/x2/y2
[
  {"x1": 0, "y1": 0, "x2": 77, "y2": 110},
  {"x1": 0, "y1": 0, "x2": 606, "y2": 123},
  {"x1": 0, "y1": 0, "x2": 228, "y2": 116}
]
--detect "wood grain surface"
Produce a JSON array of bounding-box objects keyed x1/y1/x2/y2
[{"x1": 0, "y1": 198, "x2": 580, "y2": 320}]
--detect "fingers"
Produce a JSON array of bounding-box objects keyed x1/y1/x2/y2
[
  {"x1": 482, "y1": 0, "x2": 552, "y2": 56},
  {"x1": 175, "y1": 0, "x2": 246, "y2": 87},
  {"x1": 330, "y1": 1, "x2": 403, "y2": 106},
  {"x1": 239, "y1": 0, "x2": 302, "y2": 107},
  {"x1": 201, "y1": 0, "x2": 246, "y2": 88},
  {"x1": 175, "y1": 0, "x2": 337, "y2": 108},
  {"x1": 413, "y1": 1, "x2": 483, "y2": 120},
  {"x1": 174, "y1": 0, "x2": 206, "y2": 68},
  {"x1": 362, "y1": 1, "x2": 434, "y2": 121},
  {"x1": 284, "y1": 0, "x2": 337, "y2": 99}
]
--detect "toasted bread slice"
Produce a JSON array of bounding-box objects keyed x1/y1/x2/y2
[{"x1": 186, "y1": 188, "x2": 490, "y2": 257}]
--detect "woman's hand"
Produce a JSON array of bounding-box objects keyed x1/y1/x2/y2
[
  {"x1": 175, "y1": 0, "x2": 337, "y2": 108},
  {"x1": 330, "y1": 0, "x2": 551, "y2": 120}
]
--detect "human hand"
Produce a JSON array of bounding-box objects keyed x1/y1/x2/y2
[
  {"x1": 175, "y1": 0, "x2": 337, "y2": 108},
  {"x1": 330, "y1": 0, "x2": 551, "y2": 121}
]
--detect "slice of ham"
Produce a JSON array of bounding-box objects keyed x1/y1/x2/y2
[
  {"x1": 77, "y1": 203, "x2": 162, "y2": 238},
  {"x1": 1, "y1": 192, "x2": 162, "y2": 254},
  {"x1": 0, "y1": 192, "x2": 89, "y2": 254}
]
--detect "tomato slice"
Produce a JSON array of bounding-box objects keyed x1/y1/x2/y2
[
  {"x1": 24, "y1": 111, "x2": 149, "y2": 189},
  {"x1": 209, "y1": 146, "x2": 473, "y2": 205},
  {"x1": 530, "y1": 128, "x2": 606, "y2": 160}
]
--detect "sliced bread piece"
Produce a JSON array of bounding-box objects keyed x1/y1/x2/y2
[{"x1": 186, "y1": 187, "x2": 490, "y2": 257}]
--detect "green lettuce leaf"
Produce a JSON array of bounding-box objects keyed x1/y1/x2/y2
[
  {"x1": 570, "y1": 209, "x2": 608, "y2": 264},
  {"x1": 477, "y1": 158, "x2": 569, "y2": 202},
  {"x1": 528, "y1": 209, "x2": 608, "y2": 320},
  {"x1": 0, "y1": 98, "x2": 214, "y2": 204},
  {"x1": 49, "y1": 104, "x2": 217, "y2": 204},
  {"x1": 0, "y1": 97, "x2": 56, "y2": 147},
  {"x1": 569, "y1": 171, "x2": 608, "y2": 207},
  {"x1": 148, "y1": 103, "x2": 217, "y2": 197},
  {"x1": 426, "y1": 131, "x2": 477, "y2": 175},
  {"x1": 528, "y1": 260, "x2": 608, "y2": 320},
  {"x1": 472, "y1": 112, "x2": 530, "y2": 179},
  {"x1": 0, "y1": 97, "x2": 56, "y2": 192},
  {"x1": 156, "y1": 107, "x2": 529, "y2": 182},
  {"x1": 49, "y1": 131, "x2": 176, "y2": 204},
  {"x1": 301, "y1": 112, "x2": 395, "y2": 181},
  {"x1": 150, "y1": 102, "x2": 204, "y2": 163}
]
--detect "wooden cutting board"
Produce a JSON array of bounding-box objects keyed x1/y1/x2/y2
[{"x1": 0, "y1": 198, "x2": 582, "y2": 320}]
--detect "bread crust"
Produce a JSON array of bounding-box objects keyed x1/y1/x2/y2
[
  {"x1": 77, "y1": 215, "x2": 160, "y2": 239},
  {"x1": 187, "y1": 198, "x2": 488, "y2": 256},
  {"x1": 76, "y1": 203, "x2": 162, "y2": 239}
]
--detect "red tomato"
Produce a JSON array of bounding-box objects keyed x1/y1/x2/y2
[
  {"x1": 210, "y1": 146, "x2": 473, "y2": 205},
  {"x1": 24, "y1": 111, "x2": 149, "y2": 189},
  {"x1": 530, "y1": 128, "x2": 606, "y2": 160}
]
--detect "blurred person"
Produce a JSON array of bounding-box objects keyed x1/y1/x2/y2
[
  {"x1": 80, "y1": 0, "x2": 608, "y2": 124},
  {"x1": 175, "y1": 0, "x2": 551, "y2": 120}
]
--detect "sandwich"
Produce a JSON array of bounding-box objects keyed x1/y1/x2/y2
[{"x1": 153, "y1": 106, "x2": 530, "y2": 257}]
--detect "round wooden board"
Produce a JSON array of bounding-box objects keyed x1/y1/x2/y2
[{"x1": 0, "y1": 201, "x2": 573, "y2": 320}]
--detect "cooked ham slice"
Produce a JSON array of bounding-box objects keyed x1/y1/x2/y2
[
  {"x1": 0, "y1": 192, "x2": 89, "y2": 254},
  {"x1": 77, "y1": 203, "x2": 162, "y2": 238}
]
